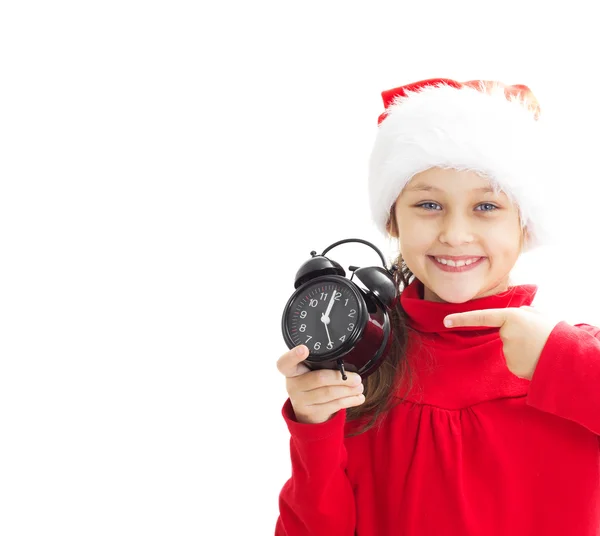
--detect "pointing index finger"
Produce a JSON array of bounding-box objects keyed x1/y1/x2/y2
[{"x1": 444, "y1": 308, "x2": 509, "y2": 328}]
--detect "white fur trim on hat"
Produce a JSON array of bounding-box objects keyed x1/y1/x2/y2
[{"x1": 368, "y1": 81, "x2": 557, "y2": 252}]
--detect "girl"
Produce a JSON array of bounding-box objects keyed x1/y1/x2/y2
[{"x1": 274, "y1": 78, "x2": 600, "y2": 535}]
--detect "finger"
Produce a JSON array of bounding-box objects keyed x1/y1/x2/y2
[
  {"x1": 308, "y1": 393, "x2": 366, "y2": 413},
  {"x1": 294, "y1": 393, "x2": 366, "y2": 424},
  {"x1": 302, "y1": 382, "x2": 365, "y2": 406},
  {"x1": 312, "y1": 392, "x2": 366, "y2": 408},
  {"x1": 445, "y1": 308, "x2": 508, "y2": 328},
  {"x1": 294, "y1": 368, "x2": 362, "y2": 392},
  {"x1": 276, "y1": 345, "x2": 312, "y2": 378}
]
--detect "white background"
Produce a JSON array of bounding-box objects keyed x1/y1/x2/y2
[{"x1": 1, "y1": 1, "x2": 598, "y2": 534}]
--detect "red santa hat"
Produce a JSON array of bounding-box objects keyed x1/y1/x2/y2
[{"x1": 368, "y1": 78, "x2": 557, "y2": 253}]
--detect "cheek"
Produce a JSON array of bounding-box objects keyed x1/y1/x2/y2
[
  {"x1": 400, "y1": 235, "x2": 433, "y2": 255},
  {"x1": 397, "y1": 218, "x2": 435, "y2": 246},
  {"x1": 483, "y1": 237, "x2": 522, "y2": 265},
  {"x1": 486, "y1": 221, "x2": 522, "y2": 247}
]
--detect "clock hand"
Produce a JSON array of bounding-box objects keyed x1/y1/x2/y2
[
  {"x1": 321, "y1": 290, "x2": 337, "y2": 349},
  {"x1": 323, "y1": 320, "x2": 333, "y2": 347},
  {"x1": 322, "y1": 288, "x2": 337, "y2": 322}
]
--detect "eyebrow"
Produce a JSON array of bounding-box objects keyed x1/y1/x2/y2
[{"x1": 405, "y1": 184, "x2": 496, "y2": 193}]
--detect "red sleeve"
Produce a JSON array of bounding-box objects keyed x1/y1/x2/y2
[
  {"x1": 275, "y1": 398, "x2": 356, "y2": 536},
  {"x1": 526, "y1": 321, "x2": 600, "y2": 435}
]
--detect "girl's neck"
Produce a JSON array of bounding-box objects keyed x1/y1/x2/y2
[{"x1": 421, "y1": 276, "x2": 515, "y2": 303}]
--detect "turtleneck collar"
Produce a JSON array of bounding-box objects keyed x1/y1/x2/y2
[
  {"x1": 400, "y1": 277, "x2": 538, "y2": 335},
  {"x1": 396, "y1": 278, "x2": 539, "y2": 408}
]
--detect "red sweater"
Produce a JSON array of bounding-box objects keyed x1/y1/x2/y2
[{"x1": 275, "y1": 279, "x2": 600, "y2": 535}]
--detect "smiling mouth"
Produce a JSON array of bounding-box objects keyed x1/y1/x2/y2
[
  {"x1": 432, "y1": 256, "x2": 483, "y2": 267},
  {"x1": 428, "y1": 255, "x2": 486, "y2": 272}
]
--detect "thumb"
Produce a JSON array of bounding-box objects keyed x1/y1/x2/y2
[{"x1": 277, "y1": 345, "x2": 312, "y2": 378}]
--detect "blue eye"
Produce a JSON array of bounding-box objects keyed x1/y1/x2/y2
[
  {"x1": 417, "y1": 202, "x2": 441, "y2": 211},
  {"x1": 416, "y1": 202, "x2": 498, "y2": 212},
  {"x1": 476, "y1": 203, "x2": 499, "y2": 212}
]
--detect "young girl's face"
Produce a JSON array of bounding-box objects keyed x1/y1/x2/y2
[{"x1": 388, "y1": 167, "x2": 525, "y2": 304}]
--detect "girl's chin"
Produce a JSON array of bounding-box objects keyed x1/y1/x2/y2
[{"x1": 424, "y1": 285, "x2": 482, "y2": 304}]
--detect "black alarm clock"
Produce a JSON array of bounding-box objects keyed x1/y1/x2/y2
[{"x1": 281, "y1": 238, "x2": 398, "y2": 381}]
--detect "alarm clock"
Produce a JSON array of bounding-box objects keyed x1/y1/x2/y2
[{"x1": 281, "y1": 238, "x2": 398, "y2": 381}]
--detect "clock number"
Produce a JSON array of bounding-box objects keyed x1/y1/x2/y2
[
  {"x1": 299, "y1": 324, "x2": 306, "y2": 332},
  {"x1": 334, "y1": 291, "x2": 342, "y2": 301},
  {"x1": 347, "y1": 323, "x2": 355, "y2": 332},
  {"x1": 320, "y1": 293, "x2": 328, "y2": 301},
  {"x1": 305, "y1": 335, "x2": 312, "y2": 343},
  {"x1": 348, "y1": 309, "x2": 356, "y2": 318},
  {"x1": 309, "y1": 299, "x2": 318, "y2": 307},
  {"x1": 327, "y1": 341, "x2": 334, "y2": 350},
  {"x1": 339, "y1": 335, "x2": 346, "y2": 342},
  {"x1": 314, "y1": 342, "x2": 321, "y2": 350},
  {"x1": 300, "y1": 310, "x2": 307, "y2": 319},
  {"x1": 344, "y1": 299, "x2": 349, "y2": 306}
]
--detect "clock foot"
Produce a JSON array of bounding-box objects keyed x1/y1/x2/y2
[{"x1": 336, "y1": 358, "x2": 348, "y2": 381}]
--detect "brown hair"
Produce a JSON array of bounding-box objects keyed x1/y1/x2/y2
[{"x1": 344, "y1": 215, "x2": 418, "y2": 438}]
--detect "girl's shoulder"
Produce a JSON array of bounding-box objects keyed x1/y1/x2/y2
[{"x1": 570, "y1": 323, "x2": 600, "y2": 338}]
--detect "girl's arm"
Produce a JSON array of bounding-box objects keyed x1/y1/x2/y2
[
  {"x1": 275, "y1": 398, "x2": 356, "y2": 536},
  {"x1": 526, "y1": 321, "x2": 600, "y2": 435}
]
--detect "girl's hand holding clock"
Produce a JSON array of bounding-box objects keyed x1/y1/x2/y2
[{"x1": 277, "y1": 345, "x2": 365, "y2": 424}]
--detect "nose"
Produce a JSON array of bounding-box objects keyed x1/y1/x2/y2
[{"x1": 438, "y1": 213, "x2": 475, "y2": 246}]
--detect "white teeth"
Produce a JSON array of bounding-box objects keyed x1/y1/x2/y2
[{"x1": 434, "y1": 257, "x2": 481, "y2": 267}]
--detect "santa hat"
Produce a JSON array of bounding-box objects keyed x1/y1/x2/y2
[{"x1": 368, "y1": 78, "x2": 558, "y2": 253}]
